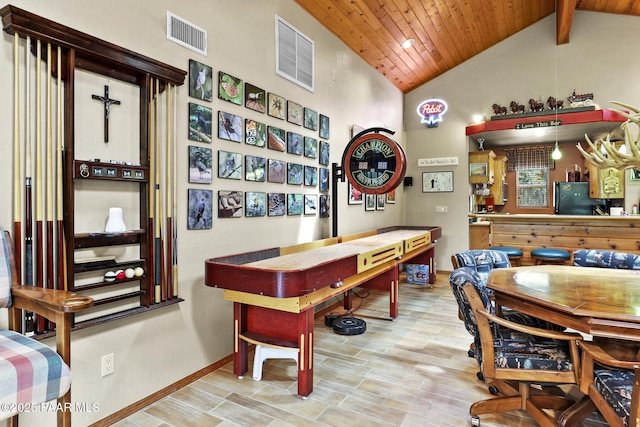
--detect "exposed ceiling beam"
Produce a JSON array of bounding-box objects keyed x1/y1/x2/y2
[{"x1": 556, "y1": 0, "x2": 577, "y2": 44}]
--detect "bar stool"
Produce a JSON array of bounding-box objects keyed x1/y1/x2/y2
[
  {"x1": 531, "y1": 248, "x2": 571, "y2": 265},
  {"x1": 491, "y1": 246, "x2": 523, "y2": 266}
]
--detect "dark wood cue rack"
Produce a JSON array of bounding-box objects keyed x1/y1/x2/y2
[{"x1": 1, "y1": 5, "x2": 186, "y2": 331}]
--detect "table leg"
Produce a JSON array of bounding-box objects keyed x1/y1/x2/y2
[
  {"x1": 297, "y1": 308, "x2": 314, "y2": 397},
  {"x1": 233, "y1": 302, "x2": 248, "y2": 377}
]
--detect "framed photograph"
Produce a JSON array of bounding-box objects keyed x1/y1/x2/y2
[
  {"x1": 188, "y1": 103, "x2": 212, "y2": 143},
  {"x1": 348, "y1": 182, "x2": 363, "y2": 205},
  {"x1": 267, "y1": 126, "x2": 286, "y2": 152},
  {"x1": 364, "y1": 194, "x2": 376, "y2": 211},
  {"x1": 218, "y1": 111, "x2": 242, "y2": 142},
  {"x1": 319, "y1": 195, "x2": 330, "y2": 218},
  {"x1": 189, "y1": 60, "x2": 213, "y2": 101},
  {"x1": 245, "y1": 155, "x2": 266, "y2": 182},
  {"x1": 304, "y1": 194, "x2": 317, "y2": 215},
  {"x1": 630, "y1": 168, "x2": 640, "y2": 181},
  {"x1": 218, "y1": 190, "x2": 243, "y2": 218},
  {"x1": 218, "y1": 71, "x2": 243, "y2": 105},
  {"x1": 287, "y1": 100, "x2": 303, "y2": 125},
  {"x1": 268, "y1": 193, "x2": 286, "y2": 216},
  {"x1": 287, "y1": 194, "x2": 303, "y2": 215},
  {"x1": 304, "y1": 107, "x2": 318, "y2": 130},
  {"x1": 422, "y1": 171, "x2": 454, "y2": 193},
  {"x1": 245, "y1": 192, "x2": 266, "y2": 217},
  {"x1": 287, "y1": 163, "x2": 303, "y2": 185},
  {"x1": 188, "y1": 146, "x2": 212, "y2": 184},
  {"x1": 304, "y1": 136, "x2": 317, "y2": 158},
  {"x1": 469, "y1": 162, "x2": 488, "y2": 177},
  {"x1": 319, "y1": 168, "x2": 329, "y2": 192},
  {"x1": 319, "y1": 141, "x2": 330, "y2": 166},
  {"x1": 376, "y1": 194, "x2": 386, "y2": 210},
  {"x1": 187, "y1": 189, "x2": 213, "y2": 229},
  {"x1": 267, "y1": 92, "x2": 286, "y2": 120},
  {"x1": 386, "y1": 189, "x2": 396, "y2": 204},
  {"x1": 244, "y1": 82, "x2": 266, "y2": 113},
  {"x1": 287, "y1": 132, "x2": 303, "y2": 155},
  {"x1": 245, "y1": 119, "x2": 266, "y2": 147},
  {"x1": 319, "y1": 114, "x2": 330, "y2": 139},
  {"x1": 304, "y1": 165, "x2": 318, "y2": 187},
  {"x1": 218, "y1": 150, "x2": 242, "y2": 179},
  {"x1": 267, "y1": 159, "x2": 285, "y2": 183}
]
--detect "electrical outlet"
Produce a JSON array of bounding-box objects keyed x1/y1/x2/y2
[
  {"x1": 101, "y1": 353, "x2": 114, "y2": 377},
  {"x1": 435, "y1": 206, "x2": 448, "y2": 213}
]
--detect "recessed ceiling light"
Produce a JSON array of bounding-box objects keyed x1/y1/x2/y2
[{"x1": 401, "y1": 38, "x2": 415, "y2": 49}]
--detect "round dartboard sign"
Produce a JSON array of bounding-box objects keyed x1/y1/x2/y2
[{"x1": 342, "y1": 132, "x2": 407, "y2": 195}]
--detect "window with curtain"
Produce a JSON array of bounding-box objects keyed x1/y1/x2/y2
[{"x1": 505, "y1": 146, "x2": 555, "y2": 208}]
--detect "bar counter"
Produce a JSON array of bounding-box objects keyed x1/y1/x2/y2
[{"x1": 469, "y1": 213, "x2": 640, "y2": 265}]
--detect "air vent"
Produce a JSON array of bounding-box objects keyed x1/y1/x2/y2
[
  {"x1": 276, "y1": 15, "x2": 314, "y2": 92},
  {"x1": 166, "y1": 11, "x2": 207, "y2": 56}
]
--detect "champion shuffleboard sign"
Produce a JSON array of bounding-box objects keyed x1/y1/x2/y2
[{"x1": 342, "y1": 132, "x2": 407, "y2": 195}]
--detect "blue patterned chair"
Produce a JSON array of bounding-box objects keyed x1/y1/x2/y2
[
  {"x1": 578, "y1": 340, "x2": 640, "y2": 427},
  {"x1": 573, "y1": 249, "x2": 640, "y2": 270},
  {"x1": 450, "y1": 267, "x2": 583, "y2": 425},
  {"x1": 0, "y1": 228, "x2": 93, "y2": 426}
]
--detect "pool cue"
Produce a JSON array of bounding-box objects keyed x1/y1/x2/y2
[
  {"x1": 171, "y1": 85, "x2": 178, "y2": 298},
  {"x1": 13, "y1": 33, "x2": 22, "y2": 282},
  {"x1": 147, "y1": 77, "x2": 156, "y2": 305},
  {"x1": 35, "y1": 39, "x2": 45, "y2": 333},
  {"x1": 24, "y1": 36, "x2": 34, "y2": 334},
  {"x1": 154, "y1": 79, "x2": 165, "y2": 303},
  {"x1": 46, "y1": 43, "x2": 54, "y2": 292},
  {"x1": 165, "y1": 83, "x2": 173, "y2": 299},
  {"x1": 56, "y1": 45, "x2": 66, "y2": 291}
]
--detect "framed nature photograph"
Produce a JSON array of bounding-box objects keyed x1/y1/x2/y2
[
  {"x1": 304, "y1": 194, "x2": 317, "y2": 215},
  {"x1": 304, "y1": 136, "x2": 317, "y2": 158},
  {"x1": 245, "y1": 192, "x2": 266, "y2": 217},
  {"x1": 187, "y1": 188, "x2": 213, "y2": 229},
  {"x1": 348, "y1": 182, "x2": 363, "y2": 205},
  {"x1": 188, "y1": 146, "x2": 212, "y2": 184},
  {"x1": 267, "y1": 126, "x2": 286, "y2": 152},
  {"x1": 376, "y1": 194, "x2": 386, "y2": 210},
  {"x1": 304, "y1": 165, "x2": 318, "y2": 187},
  {"x1": 287, "y1": 163, "x2": 303, "y2": 185},
  {"x1": 319, "y1": 195, "x2": 330, "y2": 218},
  {"x1": 287, "y1": 100, "x2": 303, "y2": 125},
  {"x1": 319, "y1": 168, "x2": 329, "y2": 192},
  {"x1": 244, "y1": 82, "x2": 266, "y2": 113},
  {"x1": 218, "y1": 111, "x2": 242, "y2": 142},
  {"x1": 319, "y1": 141, "x2": 330, "y2": 165},
  {"x1": 386, "y1": 189, "x2": 396, "y2": 204},
  {"x1": 245, "y1": 119, "x2": 266, "y2": 147},
  {"x1": 630, "y1": 168, "x2": 640, "y2": 181},
  {"x1": 267, "y1": 159, "x2": 285, "y2": 183},
  {"x1": 287, "y1": 132, "x2": 303, "y2": 155},
  {"x1": 319, "y1": 114, "x2": 330, "y2": 139},
  {"x1": 189, "y1": 59, "x2": 213, "y2": 101},
  {"x1": 267, "y1": 92, "x2": 286, "y2": 120},
  {"x1": 245, "y1": 155, "x2": 266, "y2": 182},
  {"x1": 422, "y1": 171, "x2": 454, "y2": 193},
  {"x1": 188, "y1": 103, "x2": 212, "y2": 143},
  {"x1": 218, "y1": 71, "x2": 243, "y2": 105},
  {"x1": 218, "y1": 150, "x2": 242, "y2": 179},
  {"x1": 218, "y1": 190, "x2": 243, "y2": 218},
  {"x1": 303, "y1": 107, "x2": 318, "y2": 131},
  {"x1": 268, "y1": 193, "x2": 286, "y2": 216},
  {"x1": 364, "y1": 194, "x2": 376, "y2": 211},
  {"x1": 287, "y1": 194, "x2": 303, "y2": 215}
]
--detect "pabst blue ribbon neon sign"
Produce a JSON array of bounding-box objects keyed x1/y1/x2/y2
[{"x1": 417, "y1": 98, "x2": 448, "y2": 126}]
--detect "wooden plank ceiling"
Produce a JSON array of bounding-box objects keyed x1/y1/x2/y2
[{"x1": 294, "y1": 0, "x2": 640, "y2": 93}]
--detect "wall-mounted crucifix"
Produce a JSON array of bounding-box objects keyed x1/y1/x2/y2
[{"x1": 92, "y1": 85, "x2": 121, "y2": 143}]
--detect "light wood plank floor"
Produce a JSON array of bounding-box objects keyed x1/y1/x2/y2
[{"x1": 114, "y1": 274, "x2": 607, "y2": 427}]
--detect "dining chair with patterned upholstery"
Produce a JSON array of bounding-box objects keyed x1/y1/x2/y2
[{"x1": 573, "y1": 249, "x2": 640, "y2": 270}]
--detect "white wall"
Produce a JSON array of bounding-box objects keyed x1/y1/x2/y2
[
  {"x1": 0, "y1": 0, "x2": 404, "y2": 424},
  {"x1": 404, "y1": 11, "x2": 640, "y2": 270}
]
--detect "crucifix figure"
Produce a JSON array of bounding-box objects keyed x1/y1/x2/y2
[{"x1": 92, "y1": 85, "x2": 121, "y2": 143}]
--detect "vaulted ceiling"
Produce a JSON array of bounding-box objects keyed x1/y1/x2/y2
[{"x1": 294, "y1": 0, "x2": 640, "y2": 93}]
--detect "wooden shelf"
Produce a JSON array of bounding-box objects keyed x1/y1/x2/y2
[{"x1": 74, "y1": 230, "x2": 145, "y2": 249}]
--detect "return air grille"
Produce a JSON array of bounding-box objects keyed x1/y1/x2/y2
[
  {"x1": 166, "y1": 11, "x2": 207, "y2": 56},
  {"x1": 276, "y1": 15, "x2": 314, "y2": 92}
]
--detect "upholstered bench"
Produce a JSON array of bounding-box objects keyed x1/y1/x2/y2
[
  {"x1": 531, "y1": 247, "x2": 571, "y2": 265},
  {"x1": 491, "y1": 246, "x2": 523, "y2": 266}
]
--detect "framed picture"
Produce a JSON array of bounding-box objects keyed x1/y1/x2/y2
[
  {"x1": 287, "y1": 194, "x2": 303, "y2": 215},
  {"x1": 267, "y1": 126, "x2": 286, "y2": 152},
  {"x1": 304, "y1": 136, "x2": 317, "y2": 158},
  {"x1": 348, "y1": 182, "x2": 363, "y2": 205},
  {"x1": 386, "y1": 189, "x2": 396, "y2": 204},
  {"x1": 244, "y1": 82, "x2": 266, "y2": 113},
  {"x1": 218, "y1": 150, "x2": 242, "y2": 179},
  {"x1": 187, "y1": 188, "x2": 212, "y2": 229},
  {"x1": 630, "y1": 168, "x2": 640, "y2": 181},
  {"x1": 218, "y1": 111, "x2": 242, "y2": 142},
  {"x1": 188, "y1": 103, "x2": 212, "y2": 143},
  {"x1": 218, "y1": 71, "x2": 243, "y2": 105},
  {"x1": 245, "y1": 119, "x2": 266, "y2": 147},
  {"x1": 287, "y1": 100, "x2": 303, "y2": 125},
  {"x1": 268, "y1": 193, "x2": 286, "y2": 216},
  {"x1": 319, "y1": 141, "x2": 330, "y2": 166},
  {"x1": 304, "y1": 107, "x2": 318, "y2": 130},
  {"x1": 319, "y1": 195, "x2": 330, "y2": 218},
  {"x1": 304, "y1": 194, "x2": 317, "y2": 215},
  {"x1": 218, "y1": 190, "x2": 243, "y2": 218},
  {"x1": 304, "y1": 165, "x2": 318, "y2": 187},
  {"x1": 267, "y1": 92, "x2": 286, "y2": 120},
  {"x1": 267, "y1": 159, "x2": 285, "y2": 183},
  {"x1": 469, "y1": 162, "x2": 488, "y2": 177},
  {"x1": 319, "y1": 114, "x2": 330, "y2": 139},
  {"x1": 287, "y1": 132, "x2": 303, "y2": 155},
  {"x1": 287, "y1": 163, "x2": 303, "y2": 185},
  {"x1": 319, "y1": 168, "x2": 329, "y2": 192},
  {"x1": 245, "y1": 192, "x2": 266, "y2": 217},
  {"x1": 376, "y1": 194, "x2": 386, "y2": 210},
  {"x1": 188, "y1": 146, "x2": 212, "y2": 184},
  {"x1": 422, "y1": 171, "x2": 454, "y2": 193},
  {"x1": 245, "y1": 155, "x2": 266, "y2": 182},
  {"x1": 188, "y1": 60, "x2": 213, "y2": 101},
  {"x1": 364, "y1": 194, "x2": 376, "y2": 211}
]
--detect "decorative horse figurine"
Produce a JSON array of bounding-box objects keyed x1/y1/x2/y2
[
  {"x1": 547, "y1": 96, "x2": 564, "y2": 110},
  {"x1": 492, "y1": 103, "x2": 507, "y2": 115},
  {"x1": 528, "y1": 98, "x2": 545, "y2": 112},
  {"x1": 509, "y1": 101, "x2": 525, "y2": 114}
]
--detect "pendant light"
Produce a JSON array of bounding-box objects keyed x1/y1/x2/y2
[{"x1": 552, "y1": 141, "x2": 562, "y2": 160}]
